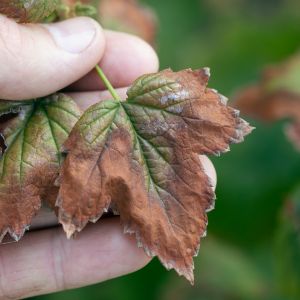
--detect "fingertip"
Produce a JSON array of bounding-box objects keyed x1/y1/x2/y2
[
  {"x1": 199, "y1": 155, "x2": 217, "y2": 190},
  {"x1": 69, "y1": 30, "x2": 159, "y2": 91},
  {"x1": 117, "y1": 229, "x2": 153, "y2": 272},
  {"x1": 80, "y1": 17, "x2": 106, "y2": 61},
  {"x1": 102, "y1": 30, "x2": 159, "y2": 79},
  {"x1": 44, "y1": 17, "x2": 105, "y2": 55},
  {"x1": 0, "y1": 17, "x2": 106, "y2": 100}
]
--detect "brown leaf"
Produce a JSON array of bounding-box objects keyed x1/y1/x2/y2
[
  {"x1": 57, "y1": 68, "x2": 252, "y2": 283},
  {"x1": 98, "y1": 0, "x2": 157, "y2": 45},
  {"x1": 0, "y1": 94, "x2": 80, "y2": 241},
  {"x1": 234, "y1": 53, "x2": 300, "y2": 150}
]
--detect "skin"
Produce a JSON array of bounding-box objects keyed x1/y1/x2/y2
[{"x1": 0, "y1": 16, "x2": 217, "y2": 299}]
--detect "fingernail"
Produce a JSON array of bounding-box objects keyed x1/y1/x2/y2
[{"x1": 44, "y1": 18, "x2": 97, "y2": 54}]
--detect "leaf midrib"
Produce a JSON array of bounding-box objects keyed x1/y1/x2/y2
[
  {"x1": 120, "y1": 103, "x2": 193, "y2": 241},
  {"x1": 121, "y1": 103, "x2": 170, "y2": 195},
  {"x1": 41, "y1": 105, "x2": 62, "y2": 165},
  {"x1": 120, "y1": 102, "x2": 199, "y2": 223}
]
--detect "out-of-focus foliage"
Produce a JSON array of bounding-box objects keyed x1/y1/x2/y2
[
  {"x1": 162, "y1": 238, "x2": 267, "y2": 300},
  {"x1": 97, "y1": 0, "x2": 157, "y2": 45},
  {"x1": 275, "y1": 187, "x2": 300, "y2": 299},
  {"x1": 31, "y1": 0, "x2": 300, "y2": 299},
  {"x1": 234, "y1": 53, "x2": 300, "y2": 150}
]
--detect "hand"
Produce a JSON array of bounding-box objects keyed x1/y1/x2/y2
[{"x1": 0, "y1": 15, "x2": 217, "y2": 299}]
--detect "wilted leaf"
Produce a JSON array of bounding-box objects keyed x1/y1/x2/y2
[
  {"x1": 0, "y1": 0, "x2": 59, "y2": 23},
  {"x1": 98, "y1": 0, "x2": 157, "y2": 45},
  {"x1": 0, "y1": 94, "x2": 80, "y2": 241},
  {"x1": 235, "y1": 53, "x2": 300, "y2": 150},
  {"x1": 58, "y1": 68, "x2": 252, "y2": 283},
  {"x1": 275, "y1": 187, "x2": 300, "y2": 299}
]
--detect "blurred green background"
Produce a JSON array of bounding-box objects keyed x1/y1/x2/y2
[{"x1": 32, "y1": 0, "x2": 300, "y2": 299}]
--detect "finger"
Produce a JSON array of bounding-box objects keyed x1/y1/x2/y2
[
  {"x1": 67, "y1": 30, "x2": 159, "y2": 91},
  {"x1": 0, "y1": 16, "x2": 105, "y2": 100},
  {"x1": 0, "y1": 219, "x2": 150, "y2": 299},
  {"x1": 199, "y1": 155, "x2": 217, "y2": 189}
]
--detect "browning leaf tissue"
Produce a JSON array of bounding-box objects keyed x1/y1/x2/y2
[
  {"x1": 0, "y1": 0, "x2": 252, "y2": 283},
  {"x1": 235, "y1": 53, "x2": 300, "y2": 151}
]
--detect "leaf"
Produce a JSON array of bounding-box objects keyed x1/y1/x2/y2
[
  {"x1": 234, "y1": 53, "x2": 300, "y2": 150},
  {"x1": 0, "y1": 94, "x2": 80, "y2": 241},
  {"x1": 0, "y1": 0, "x2": 59, "y2": 23},
  {"x1": 57, "y1": 68, "x2": 252, "y2": 283},
  {"x1": 98, "y1": 0, "x2": 157, "y2": 45}
]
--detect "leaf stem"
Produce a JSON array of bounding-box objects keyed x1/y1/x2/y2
[{"x1": 95, "y1": 66, "x2": 121, "y2": 102}]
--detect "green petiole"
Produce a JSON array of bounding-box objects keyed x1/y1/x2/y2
[{"x1": 95, "y1": 66, "x2": 121, "y2": 102}]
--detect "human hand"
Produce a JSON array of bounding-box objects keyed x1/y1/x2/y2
[{"x1": 0, "y1": 15, "x2": 217, "y2": 299}]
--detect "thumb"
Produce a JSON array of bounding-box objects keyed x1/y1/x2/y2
[{"x1": 0, "y1": 15, "x2": 105, "y2": 100}]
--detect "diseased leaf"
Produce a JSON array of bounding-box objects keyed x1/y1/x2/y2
[
  {"x1": 0, "y1": 0, "x2": 59, "y2": 23},
  {"x1": 0, "y1": 94, "x2": 80, "y2": 241},
  {"x1": 58, "y1": 69, "x2": 252, "y2": 283},
  {"x1": 235, "y1": 53, "x2": 300, "y2": 150}
]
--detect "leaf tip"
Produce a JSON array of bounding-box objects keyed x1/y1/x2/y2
[
  {"x1": 60, "y1": 221, "x2": 77, "y2": 239},
  {"x1": 237, "y1": 119, "x2": 255, "y2": 140},
  {"x1": 203, "y1": 67, "x2": 211, "y2": 78},
  {"x1": 167, "y1": 261, "x2": 195, "y2": 285},
  {"x1": 0, "y1": 225, "x2": 30, "y2": 243}
]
